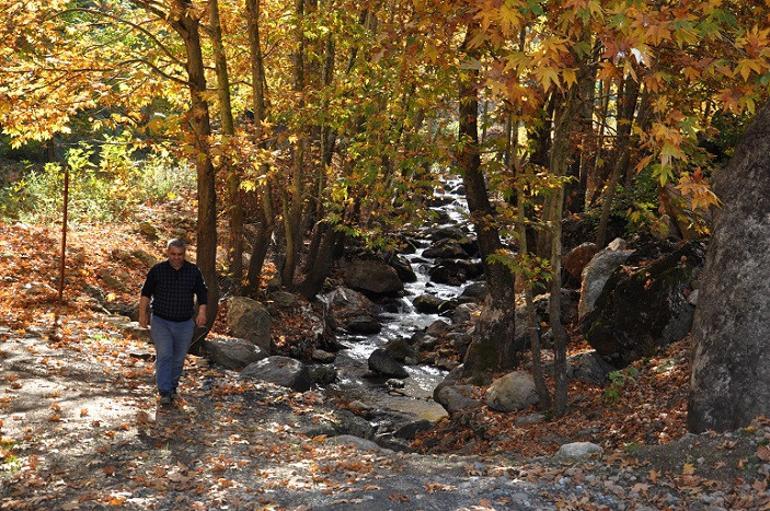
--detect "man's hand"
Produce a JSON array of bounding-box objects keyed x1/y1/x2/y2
[
  {"x1": 195, "y1": 309, "x2": 207, "y2": 328},
  {"x1": 138, "y1": 296, "x2": 151, "y2": 329}
]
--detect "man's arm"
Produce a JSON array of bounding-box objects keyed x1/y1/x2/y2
[
  {"x1": 193, "y1": 268, "x2": 209, "y2": 328},
  {"x1": 139, "y1": 266, "x2": 156, "y2": 328},
  {"x1": 139, "y1": 296, "x2": 151, "y2": 328},
  {"x1": 196, "y1": 304, "x2": 207, "y2": 328}
]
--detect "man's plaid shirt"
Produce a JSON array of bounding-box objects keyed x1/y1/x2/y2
[{"x1": 140, "y1": 260, "x2": 208, "y2": 322}]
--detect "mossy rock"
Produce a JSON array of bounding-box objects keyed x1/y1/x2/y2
[{"x1": 584, "y1": 241, "x2": 704, "y2": 368}]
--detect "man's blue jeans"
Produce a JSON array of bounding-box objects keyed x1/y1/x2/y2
[{"x1": 150, "y1": 315, "x2": 194, "y2": 396}]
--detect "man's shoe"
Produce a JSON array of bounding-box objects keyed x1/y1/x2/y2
[{"x1": 159, "y1": 394, "x2": 173, "y2": 407}]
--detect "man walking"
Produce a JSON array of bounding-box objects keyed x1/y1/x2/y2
[{"x1": 139, "y1": 239, "x2": 208, "y2": 406}]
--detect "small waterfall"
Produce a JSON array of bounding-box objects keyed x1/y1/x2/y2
[{"x1": 328, "y1": 177, "x2": 478, "y2": 421}]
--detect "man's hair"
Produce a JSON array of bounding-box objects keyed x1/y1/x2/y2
[{"x1": 166, "y1": 238, "x2": 187, "y2": 250}]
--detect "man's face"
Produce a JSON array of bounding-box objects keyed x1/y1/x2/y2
[{"x1": 167, "y1": 246, "x2": 186, "y2": 268}]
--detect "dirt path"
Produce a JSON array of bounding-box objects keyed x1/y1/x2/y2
[{"x1": 2, "y1": 323, "x2": 769, "y2": 510}]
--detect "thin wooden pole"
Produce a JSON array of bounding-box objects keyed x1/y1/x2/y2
[{"x1": 58, "y1": 165, "x2": 69, "y2": 304}]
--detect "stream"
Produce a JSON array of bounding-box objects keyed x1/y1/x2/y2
[{"x1": 327, "y1": 178, "x2": 477, "y2": 423}]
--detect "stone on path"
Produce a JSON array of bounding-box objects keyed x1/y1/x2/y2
[
  {"x1": 239, "y1": 356, "x2": 311, "y2": 391},
  {"x1": 203, "y1": 337, "x2": 268, "y2": 370},
  {"x1": 325, "y1": 435, "x2": 383, "y2": 451},
  {"x1": 555, "y1": 442, "x2": 603, "y2": 460}
]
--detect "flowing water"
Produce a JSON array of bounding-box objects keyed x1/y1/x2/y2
[{"x1": 328, "y1": 178, "x2": 476, "y2": 422}]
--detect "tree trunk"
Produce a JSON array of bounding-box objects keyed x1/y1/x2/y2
[
  {"x1": 515, "y1": 168, "x2": 551, "y2": 408},
  {"x1": 244, "y1": 0, "x2": 274, "y2": 293},
  {"x1": 585, "y1": 81, "x2": 612, "y2": 207},
  {"x1": 171, "y1": 0, "x2": 219, "y2": 328},
  {"x1": 548, "y1": 69, "x2": 585, "y2": 416},
  {"x1": 297, "y1": 220, "x2": 340, "y2": 299},
  {"x1": 457, "y1": 25, "x2": 517, "y2": 383},
  {"x1": 281, "y1": 0, "x2": 306, "y2": 288},
  {"x1": 208, "y1": 0, "x2": 243, "y2": 293},
  {"x1": 688, "y1": 101, "x2": 770, "y2": 432},
  {"x1": 245, "y1": 190, "x2": 275, "y2": 296},
  {"x1": 596, "y1": 77, "x2": 640, "y2": 247}
]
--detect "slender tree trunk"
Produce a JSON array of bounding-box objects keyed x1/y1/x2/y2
[
  {"x1": 586, "y1": 81, "x2": 612, "y2": 207},
  {"x1": 565, "y1": 55, "x2": 598, "y2": 214},
  {"x1": 548, "y1": 61, "x2": 586, "y2": 417},
  {"x1": 281, "y1": 0, "x2": 306, "y2": 288},
  {"x1": 596, "y1": 77, "x2": 640, "y2": 247},
  {"x1": 171, "y1": 0, "x2": 219, "y2": 328},
  {"x1": 208, "y1": 0, "x2": 243, "y2": 293},
  {"x1": 458, "y1": 25, "x2": 517, "y2": 383},
  {"x1": 244, "y1": 0, "x2": 275, "y2": 293},
  {"x1": 245, "y1": 190, "x2": 275, "y2": 296},
  {"x1": 516, "y1": 169, "x2": 551, "y2": 408},
  {"x1": 533, "y1": 93, "x2": 556, "y2": 259},
  {"x1": 297, "y1": 220, "x2": 340, "y2": 298}
]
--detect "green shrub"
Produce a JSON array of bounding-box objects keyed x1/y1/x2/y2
[
  {"x1": 0, "y1": 135, "x2": 194, "y2": 224},
  {"x1": 604, "y1": 367, "x2": 640, "y2": 404}
]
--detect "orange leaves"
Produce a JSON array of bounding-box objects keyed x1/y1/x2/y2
[
  {"x1": 735, "y1": 58, "x2": 768, "y2": 82},
  {"x1": 676, "y1": 171, "x2": 720, "y2": 211}
]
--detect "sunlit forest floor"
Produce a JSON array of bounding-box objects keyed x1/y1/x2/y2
[{"x1": 1, "y1": 218, "x2": 769, "y2": 509}]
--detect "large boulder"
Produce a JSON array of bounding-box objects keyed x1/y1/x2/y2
[
  {"x1": 325, "y1": 287, "x2": 380, "y2": 333},
  {"x1": 239, "y1": 356, "x2": 311, "y2": 391},
  {"x1": 203, "y1": 337, "x2": 268, "y2": 370},
  {"x1": 343, "y1": 259, "x2": 404, "y2": 296},
  {"x1": 368, "y1": 348, "x2": 409, "y2": 378},
  {"x1": 688, "y1": 102, "x2": 770, "y2": 433},
  {"x1": 577, "y1": 238, "x2": 635, "y2": 320},
  {"x1": 452, "y1": 303, "x2": 480, "y2": 324},
  {"x1": 226, "y1": 297, "x2": 272, "y2": 352},
  {"x1": 567, "y1": 351, "x2": 614, "y2": 386},
  {"x1": 346, "y1": 315, "x2": 382, "y2": 335},
  {"x1": 268, "y1": 291, "x2": 300, "y2": 309},
  {"x1": 485, "y1": 371, "x2": 539, "y2": 412},
  {"x1": 503, "y1": 289, "x2": 579, "y2": 353},
  {"x1": 435, "y1": 385, "x2": 482, "y2": 415},
  {"x1": 532, "y1": 289, "x2": 580, "y2": 329},
  {"x1": 583, "y1": 241, "x2": 704, "y2": 367},
  {"x1": 429, "y1": 259, "x2": 484, "y2": 285},
  {"x1": 413, "y1": 294, "x2": 445, "y2": 314},
  {"x1": 428, "y1": 225, "x2": 467, "y2": 242},
  {"x1": 383, "y1": 338, "x2": 418, "y2": 364},
  {"x1": 423, "y1": 239, "x2": 469, "y2": 259},
  {"x1": 459, "y1": 282, "x2": 487, "y2": 302},
  {"x1": 387, "y1": 255, "x2": 417, "y2": 283}
]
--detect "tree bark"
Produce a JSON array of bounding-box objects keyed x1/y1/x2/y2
[
  {"x1": 244, "y1": 0, "x2": 274, "y2": 294},
  {"x1": 515, "y1": 166, "x2": 551, "y2": 408},
  {"x1": 281, "y1": 0, "x2": 306, "y2": 288},
  {"x1": 457, "y1": 25, "x2": 517, "y2": 382},
  {"x1": 170, "y1": 0, "x2": 219, "y2": 328},
  {"x1": 688, "y1": 101, "x2": 770, "y2": 432},
  {"x1": 547, "y1": 55, "x2": 588, "y2": 415},
  {"x1": 596, "y1": 76, "x2": 640, "y2": 247},
  {"x1": 208, "y1": 0, "x2": 243, "y2": 293}
]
